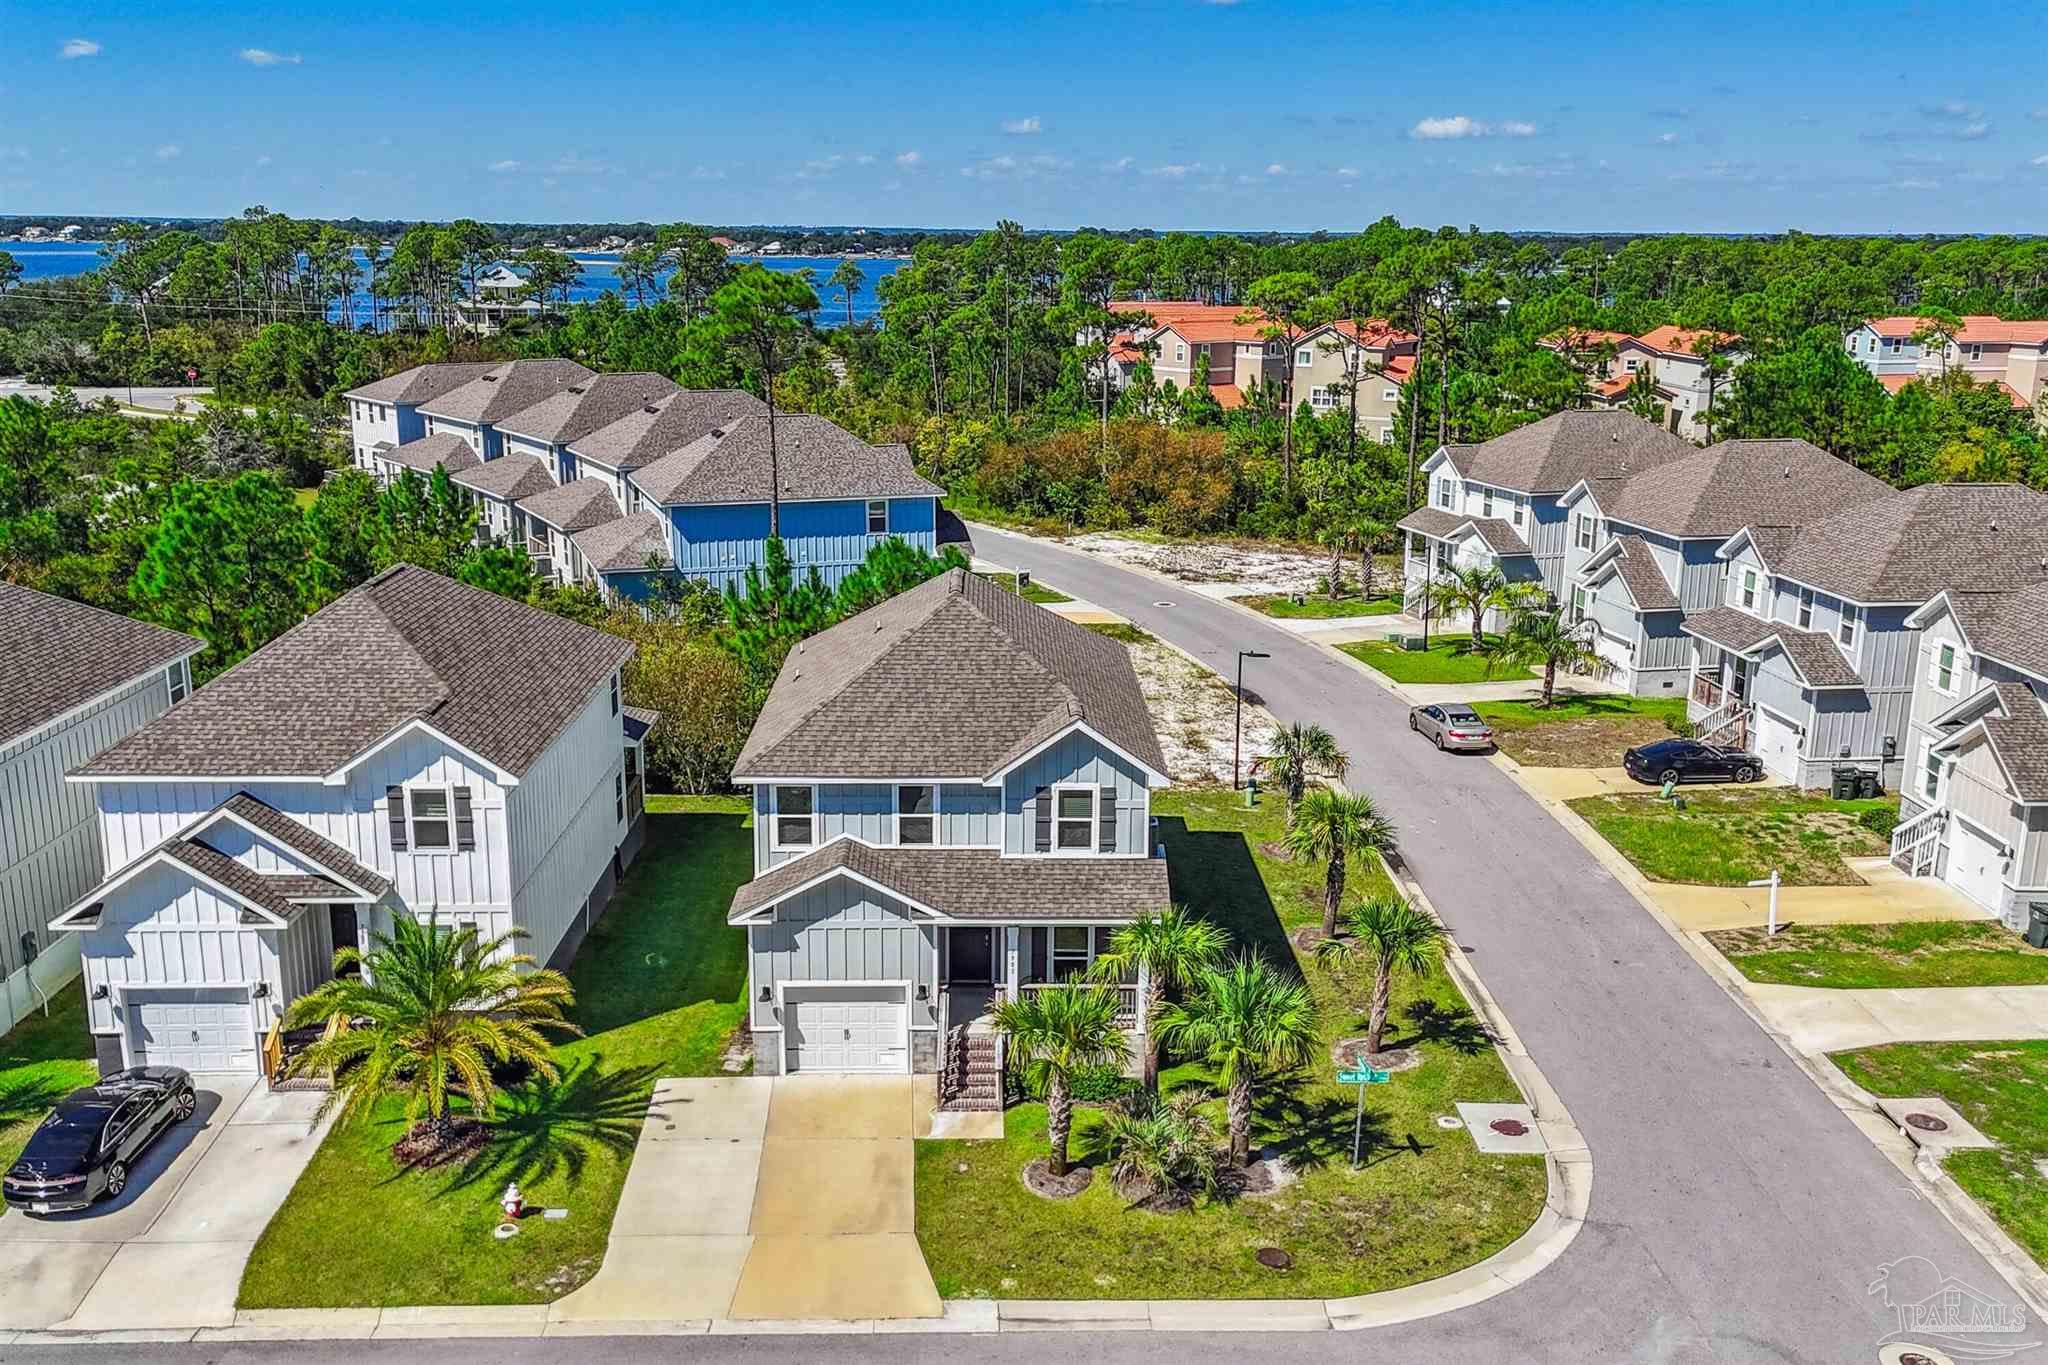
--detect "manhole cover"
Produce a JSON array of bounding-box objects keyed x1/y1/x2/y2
[
  {"x1": 1903, "y1": 1112, "x2": 1950, "y2": 1133},
  {"x1": 493, "y1": 1222, "x2": 520, "y2": 1240},
  {"x1": 1435, "y1": 1115, "x2": 1463, "y2": 1129},
  {"x1": 1489, "y1": 1118, "x2": 1530, "y2": 1137},
  {"x1": 1152, "y1": 601, "x2": 1177, "y2": 608},
  {"x1": 1254, "y1": 1247, "x2": 1293, "y2": 1270}
]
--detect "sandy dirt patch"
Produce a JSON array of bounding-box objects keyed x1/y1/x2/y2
[
  {"x1": 1062, "y1": 534, "x2": 1339, "y2": 594},
  {"x1": 1123, "y1": 633, "x2": 1279, "y2": 786}
]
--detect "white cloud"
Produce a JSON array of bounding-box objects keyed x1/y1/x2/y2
[
  {"x1": 691, "y1": 165, "x2": 726, "y2": 180},
  {"x1": 1000, "y1": 116, "x2": 1042, "y2": 135},
  {"x1": 798, "y1": 154, "x2": 845, "y2": 178},
  {"x1": 1411, "y1": 115, "x2": 1484, "y2": 139},
  {"x1": 2033, "y1": 153, "x2": 2048, "y2": 167},
  {"x1": 961, "y1": 155, "x2": 1017, "y2": 179},
  {"x1": 962, "y1": 152, "x2": 1068, "y2": 180},
  {"x1": 1334, "y1": 166, "x2": 1358, "y2": 178},
  {"x1": 155, "y1": 144, "x2": 181, "y2": 161},
  {"x1": 1145, "y1": 161, "x2": 1204, "y2": 178},
  {"x1": 1265, "y1": 162, "x2": 1288, "y2": 176},
  {"x1": 1921, "y1": 99, "x2": 1979, "y2": 119},
  {"x1": 1500, "y1": 121, "x2": 1538, "y2": 137},
  {"x1": 254, "y1": 154, "x2": 273, "y2": 167},
  {"x1": 60, "y1": 38, "x2": 101, "y2": 59},
  {"x1": 1958, "y1": 122, "x2": 1990, "y2": 140},
  {"x1": 1654, "y1": 132, "x2": 1679, "y2": 145},
  {"x1": 548, "y1": 153, "x2": 613, "y2": 175},
  {"x1": 1890, "y1": 178, "x2": 1939, "y2": 190},
  {"x1": 895, "y1": 150, "x2": 922, "y2": 167},
  {"x1": 239, "y1": 48, "x2": 302, "y2": 66},
  {"x1": 488, "y1": 159, "x2": 522, "y2": 173},
  {"x1": 854, "y1": 153, "x2": 876, "y2": 165},
  {"x1": 2033, "y1": 108, "x2": 2048, "y2": 121},
  {"x1": 1104, "y1": 155, "x2": 1136, "y2": 172}
]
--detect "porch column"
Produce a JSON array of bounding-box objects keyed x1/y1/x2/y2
[
  {"x1": 1004, "y1": 927, "x2": 1020, "y2": 1002},
  {"x1": 1134, "y1": 959, "x2": 1150, "y2": 1032}
]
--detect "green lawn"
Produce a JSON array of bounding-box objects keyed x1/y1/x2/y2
[
  {"x1": 978, "y1": 571, "x2": 1074, "y2": 605},
  {"x1": 1340, "y1": 635, "x2": 1507, "y2": 685},
  {"x1": 0, "y1": 988, "x2": 99, "y2": 1172},
  {"x1": 1832, "y1": 1040, "x2": 2048, "y2": 1264},
  {"x1": 1085, "y1": 622, "x2": 1153, "y2": 644},
  {"x1": 1472, "y1": 696, "x2": 1689, "y2": 768},
  {"x1": 1567, "y1": 788, "x2": 1896, "y2": 886},
  {"x1": 239, "y1": 794, "x2": 752, "y2": 1308},
  {"x1": 914, "y1": 788, "x2": 1546, "y2": 1300},
  {"x1": 1708, "y1": 920, "x2": 2048, "y2": 989},
  {"x1": 1239, "y1": 593, "x2": 1401, "y2": 620}
]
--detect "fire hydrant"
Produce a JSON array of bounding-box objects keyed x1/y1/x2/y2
[{"x1": 501, "y1": 1182, "x2": 523, "y2": 1221}]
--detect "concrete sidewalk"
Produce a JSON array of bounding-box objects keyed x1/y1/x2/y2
[
  {"x1": 1649, "y1": 858, "x2": 1989, "y2": 932},
  {"x1": 1742, "y1": 982, "x2": 2048, "y2": 1052}
]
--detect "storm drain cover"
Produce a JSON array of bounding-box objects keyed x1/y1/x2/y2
[
  {"x1": 1903, "y1": 1112, "x2": 1950, "y2": 1133},
  {"x1": 1255, "y1": 1248, "x2": 1293, "y2": 1270},
  {"x1": 1490, "y1": 1118, "x2": 1530, "y2": 1137}
]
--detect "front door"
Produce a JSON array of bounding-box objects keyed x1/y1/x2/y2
[
  {"x1": 948, "y1": 928, "x2": 994, "y2": 984},
  {"x1": 328, "y1": 905, "x2": 361, "y2": 977}
]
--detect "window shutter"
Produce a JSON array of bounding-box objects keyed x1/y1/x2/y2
[
  {"x1": 1034, "y1": 786, "x2": 1052, "y2": 853},
  {"x1": 1098, "y1": 786, "x2": 1117, "y2": 853},
  {"x1": 386, "y1": 786, "x2": 408, "y2": 851},
  {"x1": 454, "y1": 788, "x2": 476, "y2": 851}
]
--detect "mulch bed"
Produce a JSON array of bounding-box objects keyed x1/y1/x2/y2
[
  {"x1": 1022, "y1": 1157, "x2": 1095, "y2": 1200},
  {"x1": 391, "y1": 1118, "x2": 491, "y2": 1170},
  {"x1": 1291, "y1": 925, "x2": 1334, "y2": 952},
  {"x1": 1259, "y1": 841, "x2": 1297, "y2": 863},
  {"x1": 1329, "y1": 1039, "x2": 1422, "y2": 1073}
]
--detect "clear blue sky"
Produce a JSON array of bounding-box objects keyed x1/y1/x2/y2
[{"x1": 5, "y1": 1, "x2": 2046, "y2": 233}]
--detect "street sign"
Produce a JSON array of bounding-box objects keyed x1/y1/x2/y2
[
  {"x1": 1337, "y1": 1068, "x2": 1391, "y2": 1085},
  {"x1": 1337, "y1": 1066, "x2": 1394, "y2": 1167}
]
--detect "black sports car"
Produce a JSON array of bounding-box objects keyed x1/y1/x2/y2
[
  {"x1": 2, "y1": 1067, "x2": 196, "y2": 1214},
  {"x1": 1623, "y1": 737, "x2": 1764, "y2": 787}
]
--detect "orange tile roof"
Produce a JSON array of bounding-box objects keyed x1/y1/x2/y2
[
  {"x1": 1112, "y1": 300, "x2": 1278, "y2": 344},
  {"x1": 1874, "y1": 372, "x2": 2034, "y2": 410},
  {"x1": 1632, "y1": 325, "x2": 1740, "y2": 356},
  {"x1": 1863, "y1": 314, "x2": 2048, "y2": 346},
  {"x1": 1385, "y1": 354, "x2": 1416, "y2": 383},
  {"x1": 1998, "y1": 381, "x2": 2035, "y2": 409},
  {"x1": 1539, "y1": 328, "x2": 1634, "y2": 351},
  {"x1": 1324, "y1": 318, "x2": 1419, "y2": 348},
  {"x1": 1209, "y1": 382, "x2": 1245, "y2": 410}
]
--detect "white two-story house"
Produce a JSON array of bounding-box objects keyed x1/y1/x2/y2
[
  {"x1": 343, "y1": 362, "x2": 498, "y2": 471},
  {"x1": 1684, "y1": 483, "x2": 2048, "y2": 791},
  {"x1": 725, "y1": 569, "x2": 1171, "y2": 1099},
  {"x1": 415, "y1": 359, "x2": 595, "y2": 462},
  {"x1": 0, "y1": 586, "x2": 203, "y2": 1037},
  {"x1": 56, "y1": 566, "x2": 649, "y2": 1077},
  {"x1": 1398, "y1": 410, "x2": 1698, "y2": 626},
  {"x1": 1558, "y1": 439, "x2": 1891, "y2": 696}
]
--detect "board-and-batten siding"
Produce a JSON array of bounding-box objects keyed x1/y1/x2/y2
[
  {"x1": 1002, "y1": 732, "x2": 1152, "y2": 856},
  {"x1": 0, "y1": 670, "x2": 173, "y2": 974},
  {"x1": 746, "y1": 877, "x2": 938, "y2": 1035},
  {"x1": 506, "y1": 684, "x2": 629, "y2": 964},
  {"x1": 753, "y1": 782, "x2": 1006, "y2": 871},
  {"x1": 1944, "y1": 737, "x2": 2048, "y2": 890},
  {"x1": 656, "y1": 497, "x2": 939, "y2": 594}
]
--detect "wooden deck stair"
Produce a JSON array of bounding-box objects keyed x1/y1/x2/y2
[{"x1": 938, "y1": 1025, "x2": 1003, "y2": 1112}]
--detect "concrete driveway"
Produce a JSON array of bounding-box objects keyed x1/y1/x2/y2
[
  {"x1": 0, "y1": 1076, "x2": 329, "y2": 1332},
  {"x1": 552, "y1": 1074, "x2": 939, "y2": 1326}
]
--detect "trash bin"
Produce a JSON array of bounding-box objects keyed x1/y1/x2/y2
[
  {"x1": 1857, "y1": 769, "x2": 1881, "y2": 800},
  {"x1": 2028, "y1": 902, "x2": 2048, "y2": 950},
  {"x1": 1831, "y1": 766, "x2": 1859, "y2": 800}
]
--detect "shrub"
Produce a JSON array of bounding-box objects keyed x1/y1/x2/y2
[
  {"x1": 1665, "y1": 716, "x2": 1699, "y2": 737},
  {"x1": 1858, "y1": 806, "x2": 1899, "y2": 838},
  {"x1": 1018, "y1": 1062, "x2": 1134, "y2": 1105},
  {"x1": 1101, "y1": 1089, "x2": 1219, "y2": 1205}
]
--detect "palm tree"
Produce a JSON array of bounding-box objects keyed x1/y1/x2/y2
[
  {"x1": 1483, "y1": 604, "x2": 1612, "y2": 707},
  {"x1": 1352, "y1": 517, "x2": 1390, "y2": 601},
  {"x1": 992, "y1": 983, "x2": 1129, "y2": 1178},
  {"x1": 283, "y1": 915, "x2": 580, "y2": 1151},
  {"x1": 1089, "y1": 906, "x2": 1228, "y2": 1092},
  {"x1": 1154, "y1": 957, "x2": 1320, "y2": 1167},
  {"x1": 1101, "y1": 1088, "x2": 1218, "y2": 1203},
  {"x1": 1434, "y1": 563, "x2": 1510, "y2": 651},
  {"x1": 827, "y1": 258, "x2": 867, "y2": 328},
  {"x1": 1286, "y1": 787, "x2": 1399, "y2": 940},
  {"x1": 1254, "y1": 721, "x2": 1349, "y2": 826},
  {"x1": 1314, "y1": 895, "x2": 1446, "y2": 1057}
]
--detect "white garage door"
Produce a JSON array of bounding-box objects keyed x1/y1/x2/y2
[
  {"x1": 1947, "y1": 818, "x2": 2009, "y2": 913},
  {"x1": 784, "y1": 985, "x2": 908, "y2": 1074},
  {"x1": 1752, "y1": 707, "x2": 1801, "y2": 784},
  {"x1": 1591, "y1": 627, "x2": 1635, "y2": 687},
  {"x1": 128, "y1": 988, "x2": 257, "y2": 1073}
]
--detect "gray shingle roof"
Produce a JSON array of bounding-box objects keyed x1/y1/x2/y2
[
  {"x1": 1599, "y1": 534, "x2": 1680, "y2": 611},
  {"x1": 0, "y1": 583, "x2": 203, "y2": 748},
  {"x1": 1943, "y1": 586, "x2": 2048, "y2": 681},
  {"x1": 1772, "y1": 483, "x2": 2048, "y2": 603},
  {"x1": 215, "y1": 792, "x2": 392, "y2": 897},
  {"x1": 1439, "y1": 410, "x2": 1697, "y2": 496},
  {"x1": 451, "y1": 455, "x2": 557, "y2": 502},
  {"x1": 567, "y1": 389, "x2": 769, "y2": 472},
  {"x1": 344, "y1": 362, "x2": 499, "y2": 406},
  {"x1": 1679, "y1": 605, "x2": 1778, "y2": 654},
  {"x1": 1975, "y1": 682, "x2": 2048, "y2": 802},
  {"x1": 1595, "y1": 439, "x2": 1891, "y2": 539},
  {"x1": 1393, "y1": 508, "x2": 1532, "y2": 555},
  {"x1": 161, "y1": 839, "x2": 337, "y2": 922},
  {"x1": 518, "y1": 477, "x2": 623, "y2": 533},
  {"x1": 76, "y1": 566, "x2": 632, "y2": 780},
  {"x1": 381, "y1": 432, "x2": 479, "y2": 475},
  {"x1": 622, "y1": 705, "x2": 661, "y2": 744},
  {"x1": 571, "y1": 512, "x2": 671, "y2": 573},
  {"x1": 1680, "y1": 606, "x2": 1859, "y2": 687},
  {"x1": 734, "y1": 568, "x2": 1169, "y2": 782},
  {"x1": 633, "y1": 414, "x2": 945, "y2": 506},
  {"x1": 729, "y1": 838, "x2": 1171, "y2": 922},
  {"x1": 494, "y1": 372, "x2": 681, "y2": 446},
  {"x1": 416, "y1": 360, "x2": 595, "y2": 426}
]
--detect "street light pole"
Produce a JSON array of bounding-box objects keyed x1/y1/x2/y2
[{"x1": 1233, "y1": 649, "x2": 1269, "y2": 790}]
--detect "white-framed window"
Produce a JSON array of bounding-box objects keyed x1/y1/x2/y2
[
  {"x1": 1052, "y1": 925, "x2": 1094, "y2": 979},
  {"x1": 1624, "y1": 358, "x2": 1639, "y2": 372},
  {"x1": 1921, "y1": 743, "x2": 1943, "y2": 802},
  {"x1": 610, "y1": 672, "x2": 620, "y2": 715},
  {"x1": 1739, "y1": 569, "x2": 1758, "y2": 611},
  {"x1": 1381, "y1": 387, "x2": 1399, "y2": 402},
  {"x1": 408, "y1": 786, "x2": 454, "y2": 851},
  {"x1": 896, "y1": 784, "x2": 936, "y2": 845},
  {"x1": 1434, "y1": 542, "x2": 1454, "y2": 571},
  {"x1": 1575, "y1": 515, "x2": 1594, "y2": 551},
  {"x1": 770, "y1": 785, "x2": 816, "y2": 850},
  {"x1": 1933, "y1": 641, "x2": 1957, "y2": 694},
  {"x1": 166, "y1": 659, "x2": 190, "y2": 705},
  {"x1": 1838, "y1": 603, "x2": 1860, "y2": 653},
  {"x1": 1310, "y1": 386, "x2": 1337, "y2": 409},
  {"x1": 1266, "y1": 342, "x2": 1280, "y2": 356},
  {"x1": 1797, "y1": 588, "x2": 1814, "y2": 629},
  {"x1": 1174, "y1": 344, "x2": 1186, "y2": 363},
  {"x1": 1888, "y1": 338, "x2": 1902, "y2": 355},
  {"x1": 1054, "y1": 785, "x2": 1098, "y2": 851},
  {"x1": 1296, "y1": 348, "x2": 1313, "y2": 367},
  {"x1": 866, "y1": 499, "x2": 889, "y2": 534},
  {"x1": 1481, "y1": 489, "x2": 1495, "y2": 518},
  {"x1": 1571, "y1": 586, "x2": 1587, "y2": 623},
  {"x1": 1436, "y1": 477, "x2": 1454, "y2": 509},
  {"x1": 1966, "y1": 343, "x2": 1984, "y2": 362}
]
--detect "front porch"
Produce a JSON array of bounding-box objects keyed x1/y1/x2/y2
[{"x1": 1687, "y1": 642, "x2": 1753, "y2": 746}]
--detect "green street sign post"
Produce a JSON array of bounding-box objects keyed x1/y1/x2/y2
[{"x1": 1337, "y1": 1067, "x2": 1392, "y2": 1166}]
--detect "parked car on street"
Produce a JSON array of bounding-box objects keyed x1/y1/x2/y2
[
  {"x1": 1, "y1": 1068, "x2": 196, "y2": 1214},
  {"x1": 1409, "y1": 702, "x2": 1496, "y2": 752},
  {"x1": 1623, "y1": 738, "x2": 1763, "y2": 786}
]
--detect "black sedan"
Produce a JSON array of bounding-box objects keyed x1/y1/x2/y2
[
  {"x1": 2, "y1": 1067, "x2": 196, "y2": 1214},
  {"x1": 1624, "y1": 737, "x2": 1764, "y2": 787}
]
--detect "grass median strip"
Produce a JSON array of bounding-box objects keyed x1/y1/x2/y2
[
  {"x1": 978, "y1": 571, "x2": 1073, "y2": 605},
  {"x1": 1239, "y1": 593, "x2": 1401, "y2": 620},
  {"x1": 1832, "y1": 1040, "x2": 2048, "y2": 1265},
  {"x1": 1708, "y1": 920, "x2": 2048, "y2": 989},
  {"x1": 1472, "y1": 696, "x2": 1689, "y2": 768},
  {"x1": 238, "y1": 794, "x2": 752, "y2": 1309},
  {"x1": 1340, "y1": 635, "x2": 1507, "y2": 685},
  {"x1": 1567, "y1": 788, "x2": 1896, "y2": 886}
]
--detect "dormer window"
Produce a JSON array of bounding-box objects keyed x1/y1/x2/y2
[
  {"x1": 408, "y1": 787, "x2": 454, "y2": 851},
  {"x1": 1055, "y1": 786, "x2": 1098, "y2": 851},
  {"x1": 166, "y1": 659, "x2": 190, "y2": 705},
  {"x1": 1797, "y1": 588, "x2": 1814, "y2": 629},
  {"x1": 771, "y1": 786, "x2": 816, "y2": 850},
  {"x1": 1838, "y1": 603, "x2": 1860, "y2": 653},
  {"x1": 896, "y1": 785, "x2": 935, "y2": 845},
  {"x1": 1739, "y1": 569, "x2": 1758, "y2": 611},
  {"x1": 1934, "y1": 642, "x2": 1956, "y2": 694}
]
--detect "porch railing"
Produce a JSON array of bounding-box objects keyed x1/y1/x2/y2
[
  {"x1": 626, "y1": 776, "x2": 644, "y2": 823},
  {"x1": 1690, "y1": 673, "x2": 1725, "y2": 709},
  {"x1": 1890, "y1": 806, "x2": 1945, "y2": 877},
  {"x1": 1021, "y1": 980, "x2": 1141, "y2": 1029},
  {"x1": 1696, "y1": 699, "x2": 1750, "y2": 747}
]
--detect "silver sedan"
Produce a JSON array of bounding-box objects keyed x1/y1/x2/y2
[{"x1": 1409, "y1": 702, "x2": 1496, "y2": 752}]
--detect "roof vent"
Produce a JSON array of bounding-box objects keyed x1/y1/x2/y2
[
  {"x1": 643, "y1": 405, "x2": 661, "y2": 414},
  {"x1": 568, "y1": 385, "x2": 587, "y2": 395},
  {"x1": 1784, "y1": 466, "x2": 1792, "y2": 478}
]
